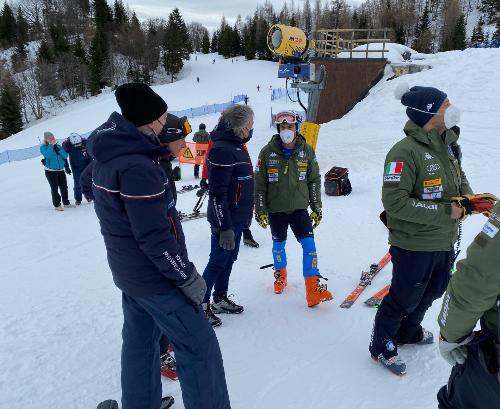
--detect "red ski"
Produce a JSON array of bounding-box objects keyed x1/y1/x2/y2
[
  {"x1": 364, "y1": 284, "x2": 391, "y2": 307},
  {"x1": 160, "y1": 351, "x2": 178, "y2": 381},
  {"x1": 339, "y1": 252, "x2": 392, "y2": 308},
  {"x1": 161, "y1": 366, "x2": 178, "y2": 381}
]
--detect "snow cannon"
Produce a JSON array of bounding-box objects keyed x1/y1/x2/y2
[
  {"x1": 268, "y1": 25, "x2": 326, "y2": 151},
  {"x1": 267, "y1": 24, "x2": 315, "y2": 63}
]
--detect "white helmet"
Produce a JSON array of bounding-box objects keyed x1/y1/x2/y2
[{"x1": 69, "y1": 132, "x2": 82, "y2": 146}]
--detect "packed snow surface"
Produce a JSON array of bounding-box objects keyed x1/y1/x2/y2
[{"x1": 1, "y1": 49, "x2": 500, "y2": 409}]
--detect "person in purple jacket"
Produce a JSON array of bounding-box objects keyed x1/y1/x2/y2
[
  {"x1": 62, "y1": 133, "x2": 91, "y2": 205},
  {"x1": 86, "y1": 83, "x2": 231, "y2": 409}
]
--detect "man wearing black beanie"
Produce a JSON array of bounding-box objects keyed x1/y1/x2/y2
[
  {"x1": 86, "y1": 83, "x2": 231, "y2": 409},
  {"x1": 368, "y1": 82, "x2": 473, "y2": 376}
]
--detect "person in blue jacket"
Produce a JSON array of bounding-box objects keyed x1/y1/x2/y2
[
  {"x1": 40, "y1": 131, "x2": 75, "y2": 211},
  {"x1": 62, "y1": 133, "x2": 91, "y2": 205},
  {"x1": 201, "y1": 104, "x2": 255, "y2": 327},
  {"x1": 86, "y1": 83, "x2": 230, "y2": 409}
]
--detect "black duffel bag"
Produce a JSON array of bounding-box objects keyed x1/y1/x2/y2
[{"x1": 324, "y1": 166, "x2": 352, "y2": 196}]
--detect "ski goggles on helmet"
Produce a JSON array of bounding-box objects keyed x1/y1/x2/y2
[
  {"x1": 158, "y1": 114, "x2": 192, "y2": 143},
  {"x1": 274, "y1": 111, "x2": 298, "y2": 125}
]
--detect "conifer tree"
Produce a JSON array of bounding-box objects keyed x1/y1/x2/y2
[
  {"x1": 89, "y1": 29, "x2": 108, "y2": 94},
  {"x1": 452, "y1": 14, "x2": 466, "y2": 50},
  {"x1": 202, "y1": 31, "x2": 210, "y2": 53},
  {"x1": 0, "y1": 3, "x2": 17, "y2": 48},
  {"x1": 0, "y1": 81, "x2": 23, "y2": 139},
  {"x1": 470, "y1": 17, "x2": 485, "y2": 44},
  {"x1": 92, "y1": 0, "x2": 113, "y2": 31},
  {"x1": 113, "y1": 0, "x2": 127, "y2": 25},
  {"x1": 162, "y1": 8, "x2": 191, "y2": 82}
]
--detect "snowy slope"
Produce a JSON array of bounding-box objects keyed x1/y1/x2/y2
[{"x1": 1, "y1": 49, "x2": 500, "y2": 409}]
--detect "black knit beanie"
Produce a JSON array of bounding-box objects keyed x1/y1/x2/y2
[
  {"x1": 115, "y1": 83, "x2": 168, "y2": 127},
  {"x1": 400, "y1": 86, "x2": 447, "y2": 127}
]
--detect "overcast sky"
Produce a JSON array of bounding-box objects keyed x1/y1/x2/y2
[{"x1": 127, "y1": 0, "x2": 317, "y2": 32}]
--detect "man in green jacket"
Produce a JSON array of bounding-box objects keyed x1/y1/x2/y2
[
  {"x1": 437, "y1": 203, "x2": 500, "y2": 408},
  {"x1": 192, "y1": 123, "x2": 210, "y2": 178},
  {"x1": 369, "y1": 84, "x2": 472, "y2": 375},
  {"x1": 254, "y1": 110, "x2": 332, "y2": 307}
]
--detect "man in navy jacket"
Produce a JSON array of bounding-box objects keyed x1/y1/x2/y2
[
  {"x1": 202, "y1": 105, "x2": 255, "y2": 327},
  {"x1": 86, "y1": 83, "x2": 230, "y2": 409}
]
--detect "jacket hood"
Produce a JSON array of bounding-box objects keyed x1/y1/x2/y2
[
  {"x1": 210, "y1": 120, "x2": 244, "y2": 145},
  {"x1": 404, "y1": 120, "x2": 459, "y2": 147},
  {"x1": 87, "y1": 112, "x2": 166, "y2": 163}
]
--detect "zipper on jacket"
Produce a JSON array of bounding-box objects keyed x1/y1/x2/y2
[{"x1": 235, "y1": 183, "x2": 242, "y2": 205}]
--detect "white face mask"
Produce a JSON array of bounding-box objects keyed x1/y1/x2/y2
[
  {"x1": 444, "y1": 105, "x2": 461, "y2": 129},
  {"x1": 280, "y1": 129, "x2": 295, "y2": 144}
]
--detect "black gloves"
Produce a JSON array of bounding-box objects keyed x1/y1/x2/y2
[
  {"x1": 178, "y1": 267, "x2": 207, "y2": 305},
  {"x1": 53, "y1": 144, "x2": 60, "y2": 154},
  {"x1": 64, "y1": 160, "x2": 72, "y2": 175},
  {"x1": 172, "y1": 166, "x2": 181, "y2": 181},
  {"x1": 196, "y1": 179, "x2": 208, "y2": 197}
]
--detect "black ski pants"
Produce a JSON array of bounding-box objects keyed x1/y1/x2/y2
[
  {"x1": 45, "y1": 170, "x2": 69, "y2": 207},
  {"x1": 369, "y1": 246, "x2": 453, "y2": 359},
  {"x1": 269, "y1": 209, "x2": 314, "y2": 242},
  {"x1": 437, "y1": 338, "x2": 500, "y2": 409}
]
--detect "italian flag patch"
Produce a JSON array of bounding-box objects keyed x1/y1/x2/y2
[{"x1": 385, "y1": 161, "x2": 404, "y2": 175}]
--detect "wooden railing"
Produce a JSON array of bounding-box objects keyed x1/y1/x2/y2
[{"x1": 314, "y1": 28, "x2": 392, "y2": 59}]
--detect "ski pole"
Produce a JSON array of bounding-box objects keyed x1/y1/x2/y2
[
  {"x1": 193, "y1": 190, "x2": 207, "y2": 213},
  {"x1": 260, "y1": 263, "x2": 274, "y2": 270}
]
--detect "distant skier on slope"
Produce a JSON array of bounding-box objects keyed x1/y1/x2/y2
[
  {"x1": 369, "y1": 83, "x2": 474, "y2": 376},
  {"x1": 62, "y1": 132, "x2": 91, "y2": 205},
  {"x1": 254, "y1": 110, "x2": 332, "y2": 307}
]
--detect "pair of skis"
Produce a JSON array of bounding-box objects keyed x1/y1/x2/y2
[
  {"x1": 339, "y1": 252, "x2": 392, "y2": 309},
  {"x1": 176, "y1": 184, "x2": 199, "y2": 194},
  {"x1": 178, "y1": 190, "x2": 208, "y2": 223}
]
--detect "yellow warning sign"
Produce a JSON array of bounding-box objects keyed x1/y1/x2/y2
[
  {"x1": 182, "y1": 147, "x2": 194, "y2": 159},
  {"x1": 178, "y1": 142, "x2": 209, "y2": 165}
]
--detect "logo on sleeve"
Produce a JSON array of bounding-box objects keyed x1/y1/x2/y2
[
  {"x1": 385, "y1": 161, "x2": 404, "y2": 175},
  {"x1": 482, "y1": 221, "x2": 499, "y2": 239},
  {"x1": 424, "y1": 152, "x2": 434, "y2": 160},
  {"x1": 384, "y1": 161, "x2": 403, "y2": 183}
]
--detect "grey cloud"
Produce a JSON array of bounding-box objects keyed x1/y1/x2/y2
[{"x1": 129, "y1": 0, "x2": 293, "y2": 31}]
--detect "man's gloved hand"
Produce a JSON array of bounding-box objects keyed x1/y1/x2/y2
[
  {"x1": 310, "y1": 208, "x2": 322, "y2": 229},
  {"x1": 196, "y1": 186, "x2": 208, "y2": 197},
  {"x1": 197, "y1": 179, "x2": 208, "y2": 197},
  {"x1": 439, "y1": 333, "x2": 474, "y2": 366},
  {"x1": 219, "y1": 229, "x2": 235, "y2": 250},
  {"x1": 451, "y1": 193, "x2": 499, "y2": 217},
  {"x1": 172, "y1": 166, "x2": 181, "y2": 181},
  {"x1": 64, "y1": 161, "x2": 72, "y2": 175},
  {"x1": 178, "y1": 267, "x2": 207, "y2": 305},
  {"x1": 255, "y1": 212, "x2": 269, "y2": 229}
]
